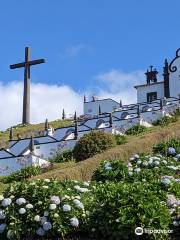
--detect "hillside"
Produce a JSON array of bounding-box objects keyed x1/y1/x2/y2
[
  {"x1": 32, "y1": 118, "x2": 180, "y2": 181},
  {"x1": 0, "y1": 119, "x2": 73, "y2": 149}
]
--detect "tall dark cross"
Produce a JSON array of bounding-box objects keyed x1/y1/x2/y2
[{"x1": 10, "y1": 47, "x2": 45, "y2": 124}]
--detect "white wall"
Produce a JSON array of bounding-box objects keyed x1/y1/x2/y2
[
  {"x1": 136, "y1": 83, "x2": 164, "y2": 103},
  {"x1": 169, "y1": 50, "x2": 180, "y2": 98},
  {"x1": 84, "y1": 98, "x2": 119, "y2": 116}
]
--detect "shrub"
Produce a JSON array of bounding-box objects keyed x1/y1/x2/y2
[
  {"x1": 50, "y1": 149, "x2": 74, "y2": 163},
  {"x1": 153, "y1": 116, "x2": 177, "y2": 127},
  {"x1": 125, "y1": 124, "x2": 147, "y2": 135},
  {"x1": 89, "y1": 181, "x2": 172, "y2": 240},
  {"x1": 3, "y1": 166, "x2": 42, "y2": 183},
  {"x1": 73, "y1": 131, "x2": 116, "y2": 161},
  {"x1": 90, "y1": 151, "x2": 180, "y2": 239},
  {"x1": 92, "y1": 160, "x2": 128, "y2": 182},
  {"x1": 114, "y1": 134, "x2": 127, "y2": 145},
  {"x1": 0, "y1": 179, "x2": 91, "y2": 239},
  {"x1": 153, "y1": 138, "x2": 180, "y2": 156}
]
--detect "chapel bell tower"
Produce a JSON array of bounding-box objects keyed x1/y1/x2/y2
[{"x1": 145, "y1": 66, "x2": 158, "y2": 84}]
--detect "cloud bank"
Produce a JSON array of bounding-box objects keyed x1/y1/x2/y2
[{"x1": 0, "y1": 69, "x2": 144, "y2": 130}]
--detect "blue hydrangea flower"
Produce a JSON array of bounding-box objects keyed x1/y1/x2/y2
[
  {"x1": 161, "y1": 178, "x2": 171, "y2": 186},
  {"x1": 168, "y1": 147, "x2": 176, "y2": 156}
]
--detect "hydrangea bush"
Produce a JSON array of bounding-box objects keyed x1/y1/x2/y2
[
  {"x1": 0, "y1": 179, "x2": 91, "y2": 239},
  {"x1": 0, "y1": 139, "x2": 179, "y2": 239},
  {"x1": 91, "y1": 140, "x2": 180, "y2": 239}
]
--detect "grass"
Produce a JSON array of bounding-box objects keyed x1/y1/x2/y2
[
  {"x1": 31, "y1": 118, "x2": 180, "y2": 182},
  {"x1": 0, "y1": 114, "x2": 179, "y2": 193},
  {"x1": 0, "y1": 119, "x2": 73, "y2": 149}
]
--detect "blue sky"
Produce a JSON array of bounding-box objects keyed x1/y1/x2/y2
[{"x1": 0, "y1": 0, "x2": 180, "y2": 129}]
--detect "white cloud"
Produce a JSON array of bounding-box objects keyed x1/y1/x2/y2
[
  {"x1": 95, "y1": 69, "x2": 144, "y2": 104},
  {"x1": 0, "y1": 69, "x2": 145, "y2": 130},
  {"x1": 0, "y1": 81, "x2": 83, "y2": 131},
  {"x1": 64, "y1": 44, "x2": 92, "y2": 58}
]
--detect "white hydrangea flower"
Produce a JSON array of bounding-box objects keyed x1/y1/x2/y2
[
  {"x1": 42, "y1": 185, "x2": 49, "y2": 189},
  {"x1": 43, "y1": 221, "x2": 52, "y2": 231},
  {"x1": 29, "y1": 181, "x2": 36, "y2": 186},
  {"x1": 168, "y1": 166, "x2": 178, "y2": 171},
  {"x1": 152, "y1": 156, "x2": 160, "y2": 161},
  {"x1": 49, "y1": 204, "x2": 56, "y2": 210},
  {"x1": 161, "y1": 178, "x2": 171, "y2": 186},
  {"x1": 2, "y1": 198, "x2": 12, "y2": 207},
  {"x1": 41, "y1": 216, "x2": 47, "y2": 225},
  {"x1": 73, "y1": 199, "x2": 81, "y2": 205},
  {"x1": 154, "y1": 161, "x2": 160, "y2": 166},
  {"x1": 154, "y1": 166, "x2": 159, "y2": 169},
  {"x1": 70, "y1": 217, "x2": 79, "y2": 227},
  {"x1": 54, "y1": 213, "x2": 59, "y2": 218},
  {"x1": 73, "y1": 199, "x2": 84, "y2": 209},
  {"x1": 134, "y1": 168, "x2": 141, "y2": 173},
  {"x1": 176, "y1": 200, "x2": 180, "y2": 206},
  {"x1": 36, "y1": 227, "x2": 45, "y2": 236},
  {"x1": 0, "y1": 195, "x2": 4, "y2": 201},
  {"x1": 78, "y1": 187, "x2": 89, "y2": 193},
  {"x1": 166, "y1": 194, "x2": 177, "y2": 207},
  {"x1": 128, "y1": 167, "x2": 133, "y2": 171},
  {"x1": 134, "y1": 154, "x2": 140, "y2": 159},
  {"x1": 104, "y1": 162, "x2": 112, "y2": 170},
  {"x1": 162, "y1": 160, "x2": 167, "y2": 165},
  {"x1": 51, "y1": 196, "x2": 60, "y2": 205},
  {"x1": 62, "y1": 195, "x2": 71, "y2": 200},
  {"x1": 34, "y1": 215, "x2": 41, "y2": 222},
  {"x1": 73, "y1": 180, "x2": 78, "y2": 183},
  {"x1": 83, "y1": 181, "x2": 90, "y2": 187},
  {"x1": 0, "y1": 210, "x2": 6, "y2": 220},
  {"x1": 128, "y1": 172, "x2": 133, "y2": 176},
  {"x1": 26, "y1": 204, "x2": 33, "y2": 209},
  {"x1": 127, "y1": 162, "x2": 132, "y2": 167},
  {"x1": 129, "y1": 157, "x2": 135, "y2": 161},
  {"x1": 76, "y1": 202, "x2": 84, "y2": 210},
  {"x1": 137, "y1": 160, "x2": 142, "y2": 165},
  {"x1": 44, "y1": 211, "x2": 49, "y2": 217},
  {"x1": 0, "y1": 223, "x2": 6, "y2": 233},
  {"x1": 74, "y1": 195, "x2": 81, "y2": 200},
  {"x1": 44, "y1": 179, "x2": 50, "y2": 183},
  {"x1": 175, "y1": 154, "x2": 180, "y2": 159},
  {"x1": 63, "y1": 204, "x2": 71, "y2": 212},
  {"x1": 148, "y1": 159, "x2": 153, "y2": 165},
  {"x1": 16, "y1": 197, "x2": 26, "y2": 205},
  {"x1": 19, "y1": 208, "x2": 26, "y2": 214},
  {"x1": 169, "y1": 208, "x2": 175, "y2": 214},
  {"x1": 142, "y1": 161, "x2": 148, "y2": 167}
]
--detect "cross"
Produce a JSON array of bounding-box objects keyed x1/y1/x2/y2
[{"x1": 10, "y1": 47, "x2": 45, "y2": 124}]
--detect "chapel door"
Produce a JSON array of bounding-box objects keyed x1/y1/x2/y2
[{"x1": 147, "y1": 92, "x2": 157, "y2": 102}]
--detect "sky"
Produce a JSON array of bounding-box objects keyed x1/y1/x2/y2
[{"x1": 0, "y1": 0, "x2": 180, "y2": 130}]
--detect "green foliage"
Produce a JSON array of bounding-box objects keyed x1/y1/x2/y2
[
  {"x1": 50, "y1": 149, "x2": 75, "y2": 163},
  {"x1": 114, "y1": 134, "x2": 127, "y2": 145},
  {"x1": 89, "y1": 181, "x2": 172, "y2": 240},
  {"x1": 92, "y1": 160, "x2": 128, "y2": 182},
  {"x1": 2, "y1": 166, "x2": 42, "y2": 183},
  {"x1": 125, "y1": 124, "x2": 147, "y2": 135},
  {"x1": 152, "y1": 116, "x2": 177, "y2": 127},
  {"x1": 174, "y1": 108, "x2": 180, "y2": 117},
  {"x1": 153, "y1": 138, "x2": 180, "y2": 156},
  {"x1": 73, "y1": 131, "x2": 116, "y2": 161}
]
